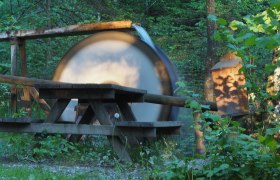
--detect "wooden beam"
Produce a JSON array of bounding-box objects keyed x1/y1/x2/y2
[
  {"x1": 0, "y1": 123, "x2": 121, "y2": 135},
  {"x1": 0, "y1": 74, "x2": 65, "y2": 86},
  {"x1": 144, "y1": 94, "x2": 217, "y2": 111},
  {"x1": 0, "y1": 21, "x2": 133, "y2": 41},
  {"x1": 10, "y1": 38, "x2": 18, "y2": 112},
  {"x1": 46, "y1": 99, "x2": 70, "y2": 123}
]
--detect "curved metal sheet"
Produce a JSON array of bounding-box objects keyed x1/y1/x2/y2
[{"x1": 53, "y1": 31, "x2": 176, "y2": 122}]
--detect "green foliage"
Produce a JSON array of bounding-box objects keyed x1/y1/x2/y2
[
  {"x1": 151, "y1": 112, "x2": 280, "y2": 179},
  {"x1": 33, "y1": 134, "x2": 78, "y2": 159}
]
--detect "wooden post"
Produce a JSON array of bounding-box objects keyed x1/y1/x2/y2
[
  {"x1": 19, "y1": 39, "x2": 31, "y2": 115},
  {"x1": 10, "y1": 38, "x2": 18, "y2": 112},
  {"x1": 194, "y1": 112, "x2": 206, "y2": 155}
]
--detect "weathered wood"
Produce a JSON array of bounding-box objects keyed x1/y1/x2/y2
[
  {"x1": 115, "y1": 121, "x2": 184, "y2": 128},
  {"x1": 116, "y1": 121, "x2": 183, "y2": 137},
  {"x1": 18, "y1": 39, "x2": 31, "y2": 115},
  {"x1": 90, "y1": 101, "x2": 132, "y2": 162},
  {"x1": 46, "y1": 99, "x2": 70, "y2": 123},
  {"x1": 19, "y1": 39, "x2": 27, "y2": 77},
  {"x1": 0, "y1": 74, "x2": 65, "y2": 86},
  {"x1": 117, "y1": 100, "x2": 137, "y2": 121},
  {"x1": 38, "y1": 88, "x2": 115, "y2": 100},
  {"x1": 36, "y1": 83, "x2": 147, "y2": 96},
  {"x1": 144, "y1": 94, "x2": 217, "y2": 111},
  {"x1": 0, "y1": 21, "x2": 133, "y2": 41},
  {"x1": 68, "y1": 104, "x2": 96, "y2": 142},
  {"x1": 0, "y1": 123, "x2": 121, "y2": 135},
  {"x1": 29, "y1": 87, "x2": 51, "y2": 114},
  {"x1": 10, "y1": 38, "x2": 18, "y2": 112},
  {"x1": 0, "y1": 117, "x2": 34, "y2": 124}
]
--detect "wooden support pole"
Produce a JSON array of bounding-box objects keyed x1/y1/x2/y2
[
  {"x1": 144, "y1": 94, "x2": 217, "y2": 111},
  {"x1": 18, "y1": 39, "x2": 31, "y2": 115},
  {"x1": 0, "y1": 74, "x2": 65, "y2": 86},
  {"x1": 0, "y1": 21, "x2": 133, "y2": 41},
  {"x1": 10, "y1": 38, "x2": 18, "y2": 112}
]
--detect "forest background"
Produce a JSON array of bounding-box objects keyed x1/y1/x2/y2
[{"x1": 0, "y1": 0, "x2": 280, "y2": 179}]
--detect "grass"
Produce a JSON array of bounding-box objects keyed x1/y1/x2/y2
[{"x1": 0, "y1": 165, "x2": 91, "y2": 179}]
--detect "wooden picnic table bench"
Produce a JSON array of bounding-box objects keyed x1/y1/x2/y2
[{"x1": 0, "y1": 83, "x2": 184, "y2": 162}]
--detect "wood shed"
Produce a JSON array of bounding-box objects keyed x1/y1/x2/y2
[{"x1": 211, "y1": 52, "x2": 249, "y2": 116}]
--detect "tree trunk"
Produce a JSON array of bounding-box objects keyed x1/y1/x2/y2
[
  {"x1": 204, "y1": 0, "x2": 217, "y2": 102},
  {"x1": 195, "y1": 0, "x2": 217, "y2": 156}
]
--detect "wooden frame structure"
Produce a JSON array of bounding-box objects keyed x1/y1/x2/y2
[
  {"x1": 0, "y1": 21, "x2": 217, "y2": 161},
  {"x1": 0, "y1": 21, "x2": 133, "y2": 112}
]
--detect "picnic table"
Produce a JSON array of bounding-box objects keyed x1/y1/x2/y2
[{"x1": 0, "y1": 83, "x2": 183, "y2": 161}]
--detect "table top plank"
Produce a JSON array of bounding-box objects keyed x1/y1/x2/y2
[
  {"x1": 35, "y1": 83, "x2": 147, "y2": 102},
  {"x1": 35, "y1": 83, "x2": 147, "y2": 94}
]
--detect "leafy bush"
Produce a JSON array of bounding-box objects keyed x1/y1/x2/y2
[{"x1": 151, "y1": 114, "x2": 280, "y2": 179}]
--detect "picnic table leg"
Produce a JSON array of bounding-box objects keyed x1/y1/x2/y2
[
  {"x1": 116, "y1": 100, "x2": 140, "y2": 145},
  {"x1": 46, "y1": 99, "x2": 71, "y2": 123},
  {"x1": 89, "y1": 101, "x2": 132, "y2": 162},
  {"x1": 68, "y1": 104, "x2": 96, "y2": 142}
]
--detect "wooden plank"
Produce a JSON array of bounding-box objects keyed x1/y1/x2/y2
[
  {"x1": 116, "y1": 100, "x2": 137, "y2": 121},
  {"x1": 10, "y1": 38, "x2": 18, "y2": 112},
  {"x1": 90, "y1": 101, "x2": 132, "y2": 162},
  {"x1": 46, "y1": 99, "x2": 70, "y2": 123},
  {"x1": 0, "y1": 21, "x2": 133, "y2": 41},
  {"x1": 0, "y1": 117, "x2": 33, "y2": 124},
  {"x1": 36, "y1": 83, "x2": 147, "y2": 95},
  {"x1": 113, "y1": 127, "x2": 156, "y2": 137},
  {"x1": 38, "y1": 88, "x2": 115, "y2": 100},
  {"x1": 115, "y1": 121, "x2": 184, "y2": 128},
  {"x1": 0, "y1": 123, "x2": 121, "y2": 135}
]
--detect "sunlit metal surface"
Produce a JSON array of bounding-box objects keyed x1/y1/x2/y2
[{"x1": 53, "y1": 31, "x2": 175, "y2": 122}]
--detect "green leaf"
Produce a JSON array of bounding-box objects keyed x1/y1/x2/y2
[
  {"x1": 227, "y1": 43, "x2": 238, "y2": 50},
  {"x1": 217, "y1": 18, "x2": 227, "y2": 26},
  {"x1": 245, "y1": 81, "x2": 252, "y2": 89},
  {"x1": 264, "y1": 136, "x2": 277, "y2": 151},
  {"x1": 270, "y1": 0, "x2": 280, "y2": 10},
  {"x1": 258, "y1": 135, "x2": 265, "y2": 143},
  {"x1": 214, "y1": 31, "x2": 222, "y2": 41},
  {"x1": 229, "y1": 20, "x2": 244, "y2": 30},
  {"x1": 244, "y1": 36, "x2": 256, "y2": 46},
  {"x1": 245, "y1": 64, "x2": 257, "y2": 69},
  {"x1": 265, "y1": 64, "x2": 277, "y2": 74},
  {"x1": 189, "y1": 100, "x2": 201, "y2": 110},
  {"x1": 271, "y1": 19, "x2": 279, "y2": 27}
]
